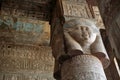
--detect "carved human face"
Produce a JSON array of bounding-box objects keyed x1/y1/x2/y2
[{"x1": 68, "y1": 25, "x2": 97, "y2": 45}]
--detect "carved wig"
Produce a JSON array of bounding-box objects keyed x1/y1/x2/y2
[{"x1": 64, "y1": 19, "x2": 110, "y2": 68}]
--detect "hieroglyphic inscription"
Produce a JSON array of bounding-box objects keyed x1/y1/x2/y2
[
  {"x1": 62, "y1": 1, "x2": 92, "y2": 19},
  {"x1": 0, "y1": 44, "x2": 54, "y2": 72},
  {"x1": 0, "y1": 73, "x2": 55, "y2": 80},
  {"x1": 61, "y1": 55, "x2": 107, "y2": 80},
  {"x1": 1, "y1": 0, "x2": 52, "y2": 21}
]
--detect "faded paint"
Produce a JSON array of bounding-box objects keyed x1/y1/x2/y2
[
  {"x1": 0, "y1": 16, "x2": 50, "y2": 45},
  {"x1": 0, "y1": 17, "x2": 44, "y2": 33}
]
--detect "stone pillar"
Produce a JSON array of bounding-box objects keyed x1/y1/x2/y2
[
  {"x1": 61, "y1": 55, "x2": 107, "y2": 80},
  {"x1": 60, "y1": 18, "x2": 110, "y2": 80},
  {"x1": 51, "y1": 0, "x2": 110, "y2": 80}
]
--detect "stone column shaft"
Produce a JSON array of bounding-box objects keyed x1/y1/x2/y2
[
  {"x1": 51, "y1": 0, "x2": 110, "y2": 80},
  {"x1": 61, "y1": 55, "x2": 107, "y2": 80}
]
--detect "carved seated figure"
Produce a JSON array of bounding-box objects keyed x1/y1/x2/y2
[{"x1": 63, "y1": 19, "x2": 110, "y2": 68}]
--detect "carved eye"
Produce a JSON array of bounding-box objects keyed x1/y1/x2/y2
[
  {"x1": 7, "y1": 45, "x2": 11, "y2": 48},
  {"x1": 86, "y1": 27, "x2": 89, "y2": 31},
  {"x1": 81, "y1": 27, "x2": 83, "y2": 30}
]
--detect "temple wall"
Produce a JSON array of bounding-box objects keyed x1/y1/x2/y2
[
  {"x1": 0, "y1": 45, "x2": 55, "y2": 80},
  {"x1": 0, "y1": 13, "x2": 54, "y2": 80}
]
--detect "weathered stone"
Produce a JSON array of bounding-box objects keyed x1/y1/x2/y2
[
  {"x1": 62, "y1": 1, "x2": 92, "y2": 19},
  {"x1": 0, "y1": 0, "x2": 53, "y2": 21},
  {"x1": 63, "y1": 19, "x2": 110, "y2": 68},
  {"x1": 0, "y1": 16, "x2": 50, "y2": 46},
  {"x1": 61, "y1": 55, "x2": 107, "y2": 80},
  {"x1": 0, "y1": 44, "x2": 55, "y2": 80},
  {"x1": 0, "y1": 45, "x2": 54, "y2": 71},
  {"x1": 0, "y1": 73, "x2": 54, "y2": 80}
]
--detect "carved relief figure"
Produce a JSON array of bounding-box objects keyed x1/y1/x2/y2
[{"x1": 63, "y1": 19, "x2": 110, "y2": 68}]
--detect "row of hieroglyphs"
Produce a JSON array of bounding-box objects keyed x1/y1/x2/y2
[
  {"x1": 0, "y1": 45, "x2": 54, "y2": 72},
  {"x1": 0, "y1": 45, "x2": 54, "y2": 61},
  {"x1": 0, "y1": 73, "x2": 55, "y2": 80},
  {"x1": 62, "y1": 1, "x2": 91, "y2": 18}
]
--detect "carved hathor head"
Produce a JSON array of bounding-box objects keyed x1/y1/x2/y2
[{"x1": 63, "y1": 19, "x2": 110, "y2": 69}]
